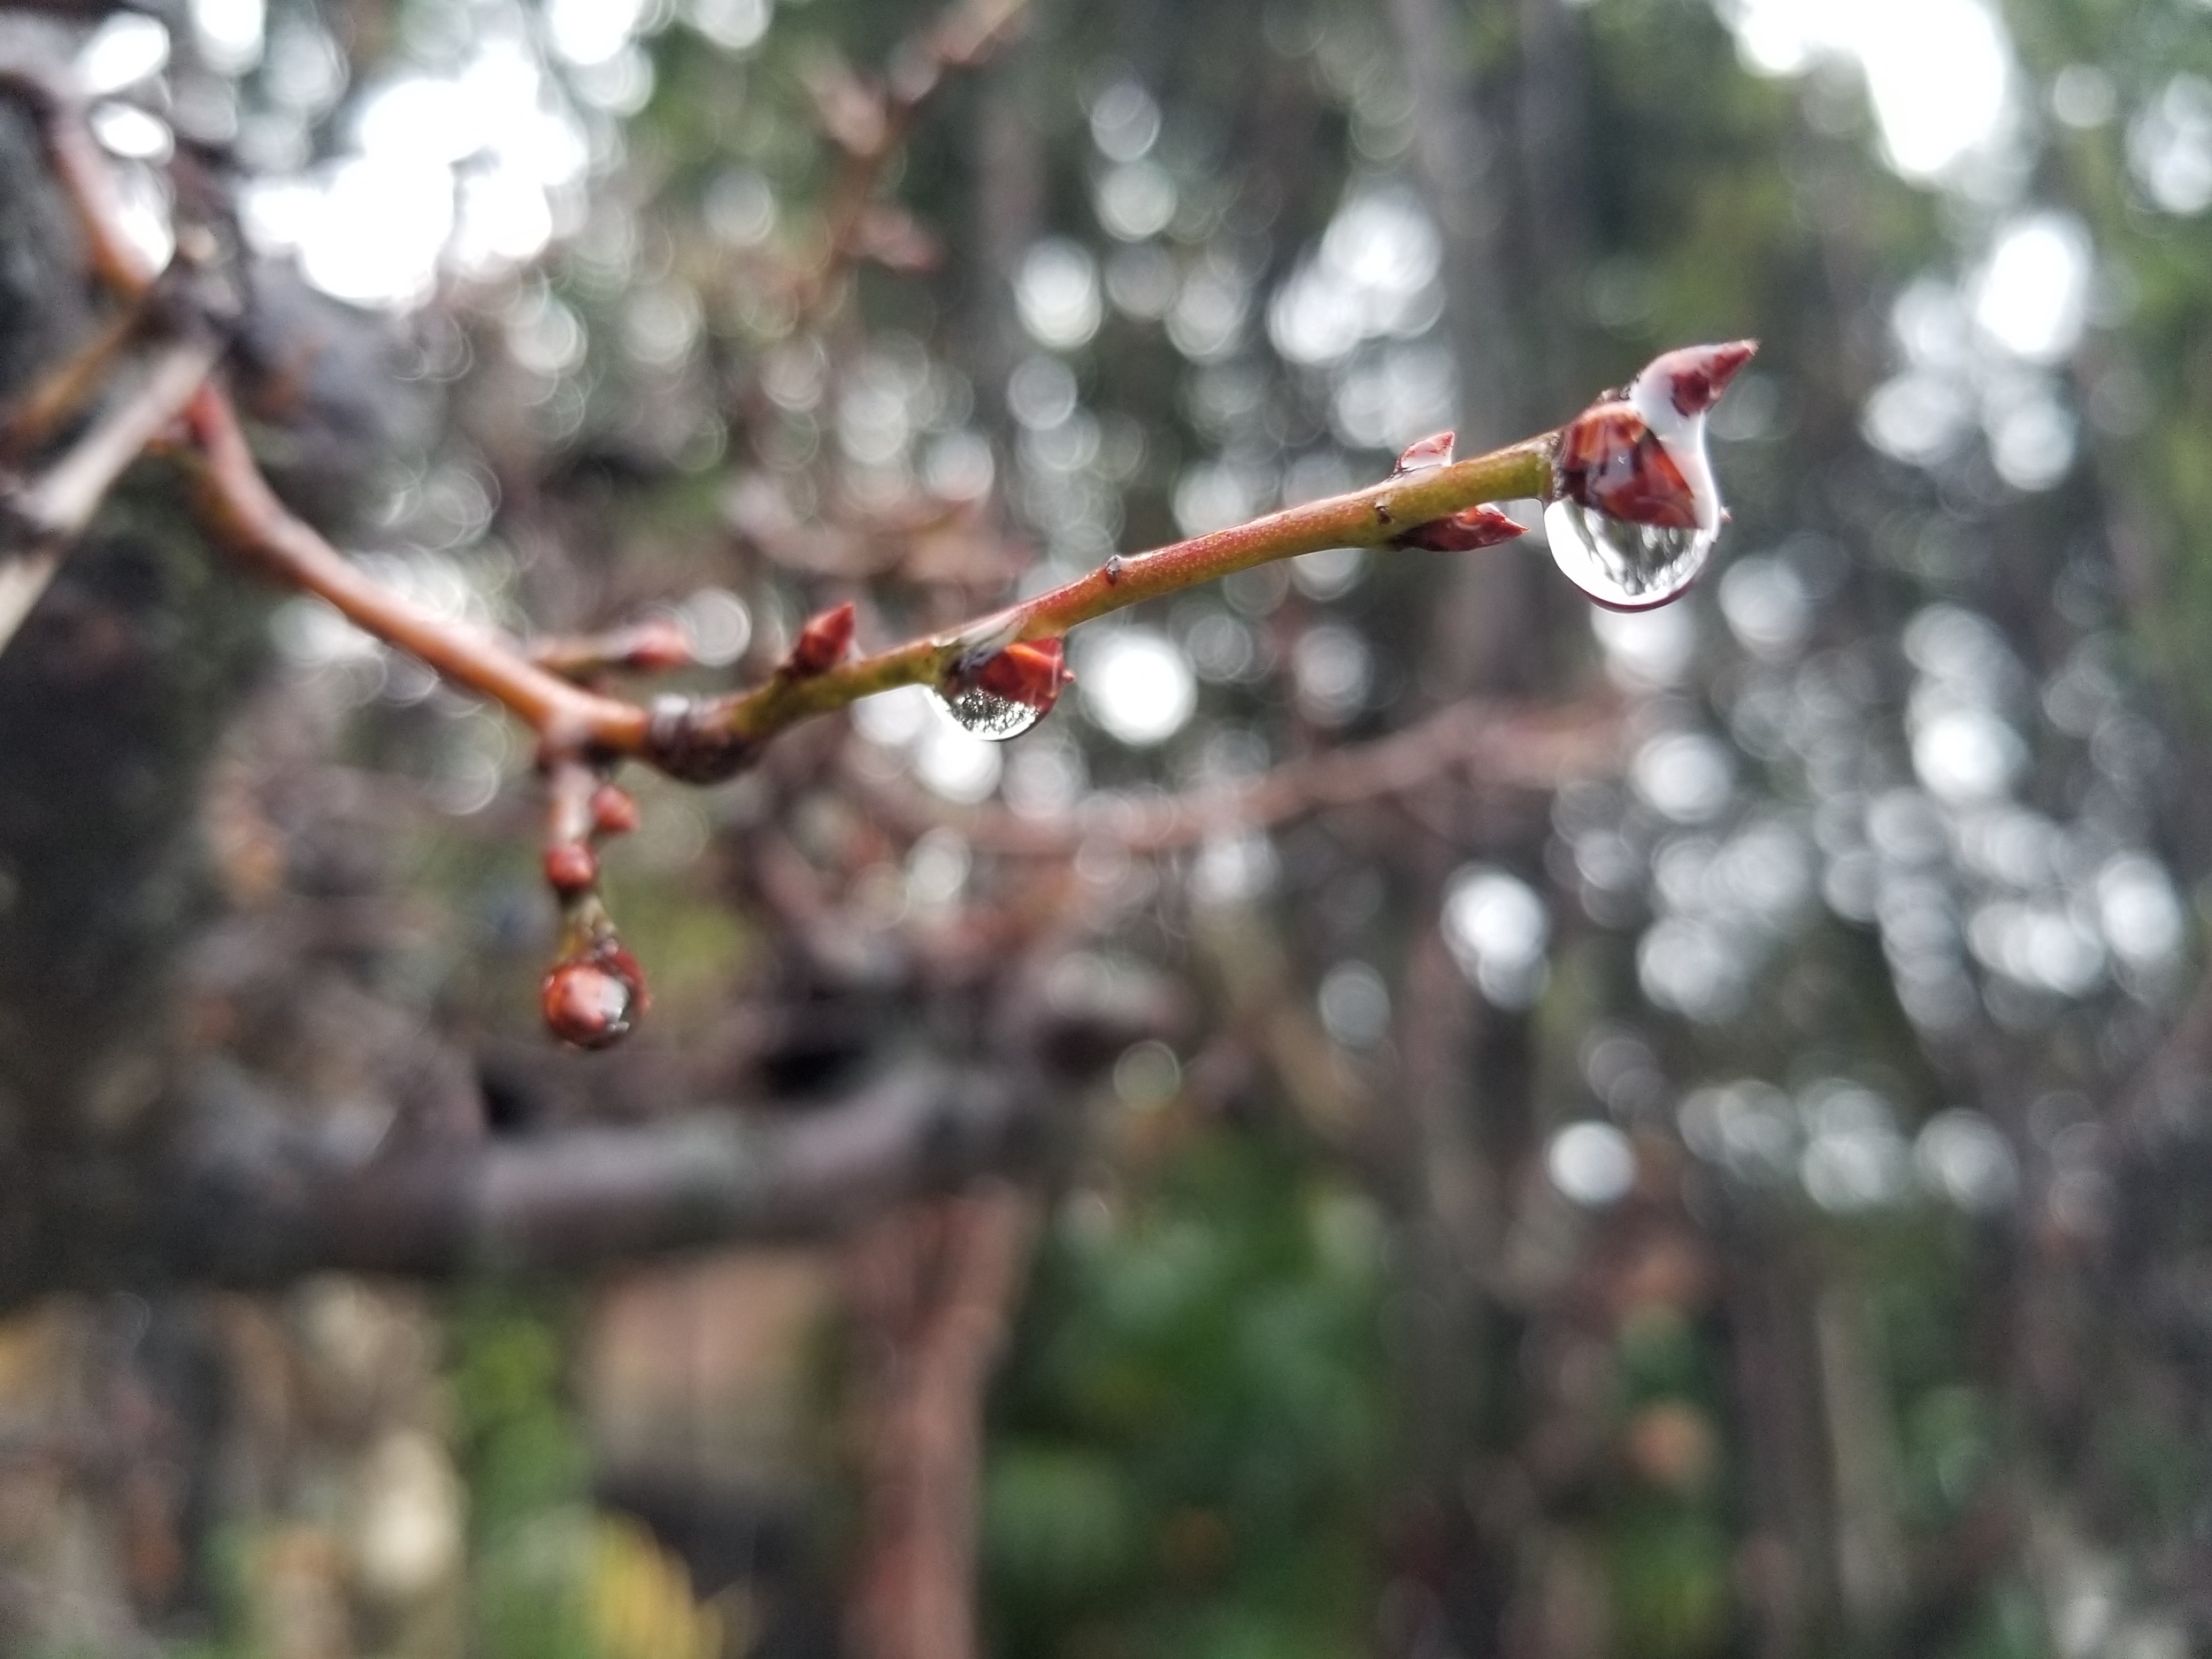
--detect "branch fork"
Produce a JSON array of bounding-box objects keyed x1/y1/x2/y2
[{"x1": 0, "y1": 44, "x2": 1755, "y2": 1049}]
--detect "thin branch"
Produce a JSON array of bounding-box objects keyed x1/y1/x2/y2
[
  {"x1": 794, "y1": 0, "x2": 1033, "y2": 318},
  {"x1": 181, "y1": 387, "x2": 652, "y2": 752},
  {"x1": 691, "y1": 436, "x2": 1556, "y2": 757},
  {"x1": 0, "y1": 332, "x2": 221, "y2": 650},
  {"x1": 0, "y1": 59, "x2": 160, "y2": 297}
]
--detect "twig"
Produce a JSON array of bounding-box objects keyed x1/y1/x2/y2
[
  {"x1": 0, "y1": 332, "x2": 221, "y2": 651},
  {"x1": 682, "y1": 435, "x2": 1555, "y2": 762},
  {"x1": 0, "y1": 59, "x2": 162, "y2": 297},
  {"x1": 4, "y1": 58, "x2": 1562, "y2": 776},
  {"x1": 181, "y1": 387, "x2": 651, "y2": 752},
  {"x1": 794, "y1": 0, "x2": 1033, "y2": 317}
]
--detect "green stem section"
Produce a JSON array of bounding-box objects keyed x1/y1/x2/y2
[{"x1": 711, "y1": 434, "x2": 1555, "y2": 744}]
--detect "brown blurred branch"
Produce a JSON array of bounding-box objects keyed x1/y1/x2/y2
[
  {"x1": 795, "y1": 0, "x2": 1033, "y2": 315},
  {"x1": 0, "y1": 291, "x2": 148, "y2": 457},
  {"x1": 159, "y1": 1060, "x2": 1033, "y2": 1284},
  {"x1": 864, "y1": 693, "x2": 1623, "y2": 856},
  {"x1": 0, "y1": 330, "x2": 220, "y2": 649},
  {"x1": 847, "y1": 1180, "x2": 1041, "y2": 1659}
]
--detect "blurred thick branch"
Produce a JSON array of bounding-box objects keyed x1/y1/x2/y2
[
  {"x1": 848, "y1": 1181, "x2": 1040, "y2": 1659},
  {"x1": 156, "y1": 1061, "x2": 1033, "y2": 1286}
]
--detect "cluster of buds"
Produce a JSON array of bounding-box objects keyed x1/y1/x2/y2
[
  {"x1": 539, "y1": 761, "x2": 649, "y2": 1049},
  {"x1": 538, "y1": 600, "x2": 863, "y2": 1046},
  {"x1": 527, "y1": 614, "x2": 706, "y2": 1047}
]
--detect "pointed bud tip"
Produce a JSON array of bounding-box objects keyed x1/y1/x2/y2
[
  {"x1": 1398, "y1": 505, "x2": 1526, "y2": 553},
  {"x1": 1394, "y1": 430, "x2": 1457, "y2": 474},
  {"x1": 787, "y1": 602, "x2": 858, "y2": 676},
  {"x1": 1646, "y1": 339, "x2": 1759, "y2": 417}
]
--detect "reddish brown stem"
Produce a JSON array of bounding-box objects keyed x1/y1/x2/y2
[
  {"x1": 3, "y1": 61, "x2": 1573, "y2": 789},
  {"x1": 183, "y1": 388, "x2": 650, "y2": 753},
  {"x1": 702, "y1": 434, "x2": 1557, "y2": 749},
  {"x1": 527, "y1": 617, "x2": 695, "y2": 680}
]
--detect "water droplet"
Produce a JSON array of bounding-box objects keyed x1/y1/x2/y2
[
  {"x1": 939, "y1": 682, "x2": 1046, "y2": 741},
  {"x1": 937, "y1": 639, "x2": 1071, "y2": 741},
  {"x1": 1544, "y1": 499, "x2": 1717, "y2": 611},
  {"x1": 541, "y1": 943, "x2": 647, "y2": 1048},
  {"x1": 1541, "y1": 340, "x2": 1756, "y2": 611},
  {"x1": 1394, "y1": 429, "x2": 1455, "y2": 473}
]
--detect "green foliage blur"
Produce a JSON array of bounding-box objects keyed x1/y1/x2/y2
[{"x1": 984, "y1": 1134, "x2": 1392, "y2": 1659}]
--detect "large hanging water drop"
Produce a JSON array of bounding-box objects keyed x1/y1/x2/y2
[
  {"x1": 936, "y1": 638, "x2": 1071, "y2": 741},
  {"x1": 1544, "y1": 340, "x2": 1757, "y2": 611},
  {"x1": 1543, "y1": 499, "x2": 1717, "y2": 611}
]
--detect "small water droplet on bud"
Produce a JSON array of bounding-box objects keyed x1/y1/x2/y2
[
  {"x1": 541, "y1": 944, "x2": 647, "y2": 1048},
  {"x1": 1394, "y1": 430, "x2": 1456, "y2": 473},
  {"x1": 937, "y1": 638, "x2": 1071, "y2": 741},
  {"x1": 1545, "y1": 340, "x2": 1755, "y2": 611}
]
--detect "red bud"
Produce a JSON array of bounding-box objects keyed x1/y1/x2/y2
[
  {"x1": 786, "y1": 603, "x2": 856, "y2": 677},
  {"x1": 589, "y1": 784, "x2": 640, "y2": 838},
  {"x1": 543, "y1": 842, "x2": 599, "y2": 895},
  {"x1": 541, "y1": 944, "x2": 647, "y2": 1048},
  {"x1": 1397, "y1": 505, "x2": 1526, "y2": 552},
  {"x1": 1555, "y1": 402, "x2": 1699, "y2": 530},
  {"x1": 1645, "y1": 340, "x2": 1757, "y2": 418},
  {"x1": 967, "y1": 638, "x2": 1071, "y2": 714},
  {"x1": 1394, "y1": 430, "x2": 1456, "y2": 474},
  {"x1": 623, "y1": 618, "x2": 695, "y2": 672}
]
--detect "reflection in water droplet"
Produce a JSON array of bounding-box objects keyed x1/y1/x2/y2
[
  {"x1": 936, "y1": 638, "x2": 1071, "y2": 742},
  {"x1": 938, "y1": 682, "x2": 1048, "y2": 741},
  {"x1": 1543, "y1": 499, "x2": 1716, "y2": 611}
]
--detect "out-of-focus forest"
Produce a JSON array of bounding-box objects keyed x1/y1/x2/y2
[{"x1": 2, "y1": 0, "x2": 2211, "y2": 1653}]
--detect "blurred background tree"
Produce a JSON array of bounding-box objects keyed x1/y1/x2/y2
[{"x1": 0, "y1": 0, "x2": 2209, "y2": 1654}]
